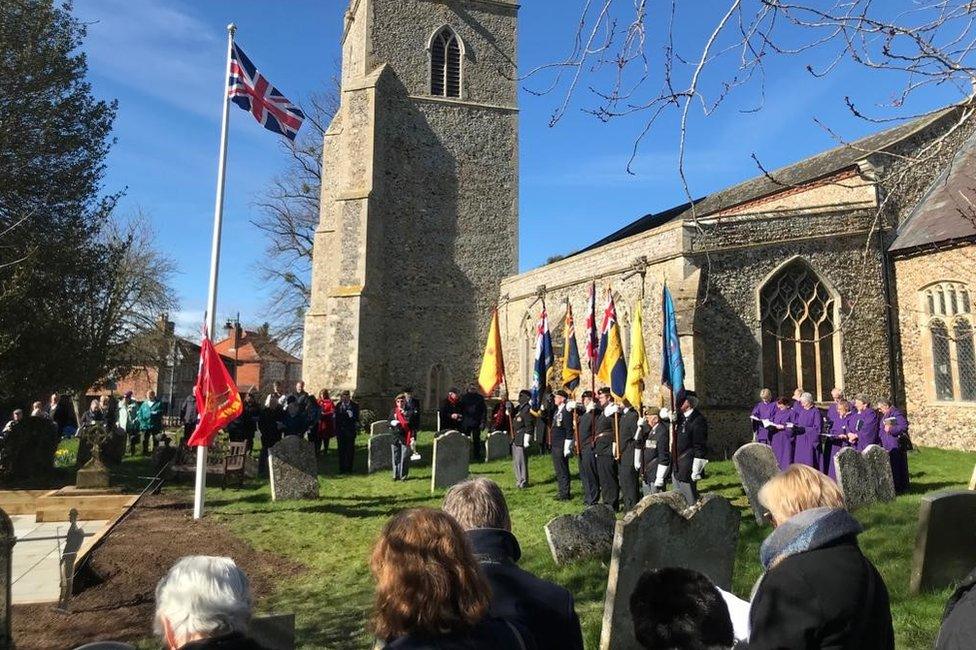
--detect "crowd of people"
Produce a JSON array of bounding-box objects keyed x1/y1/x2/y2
[
  {"x1": 751, "y1": 387, "x2": 912, "y2": 492},
  {"x1": 73, "y1": 470, "x2": 974, "y2": 649}
]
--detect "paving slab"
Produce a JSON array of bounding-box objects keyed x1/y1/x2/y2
[{"x1": 10, "y1": 517, "x2": 107, "y2": 604}]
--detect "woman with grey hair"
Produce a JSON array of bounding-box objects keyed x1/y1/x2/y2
[
  {"x1": 154, "y1": 556, "x2": 265, "y2": 649},
  {"x1": 791, "y1": 392, "x2": 824, "y2": 471}
]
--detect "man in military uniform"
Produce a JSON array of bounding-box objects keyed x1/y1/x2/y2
[
  {"x1": 459, "y1": 384, "x2": 488, "y2": 461},
  {"x1": 535, "y1": 385, "x2": 554, "y2": 455},
  {"x1": 594, "y1": 387, "x2": 620, "y2": 511},
  {"x1": 641, "y1": 408, "x2": 673, "y2": 495},
  {"x1": 674, "y1": 393, "x2": 708, "y2": 506},
  {"x1": 512, "y1": 390, "x2": 534, "y2": 488},
  {"x1": 576, "y1": 391, "x2": 600, "y2": 505},
  {"x1": 549, "y1": 390, "x2": 574, "y2": 501},
  {"x1": 618, "y1": 398, "x2": 642, "y2": 511}
]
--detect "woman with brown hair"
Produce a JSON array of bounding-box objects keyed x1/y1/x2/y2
[{"x1": 370, "y1": 508, "x2": 533, "y2": 649}]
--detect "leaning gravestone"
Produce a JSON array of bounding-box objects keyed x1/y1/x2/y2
[
  {"x1": 484, "y1": 431, "x2": 510, "y2": 461},
  {"x1": 268, "y1": 436, "x2": 319, "y2": 501},
  {"x1": 370, "y1": 420, "x2": 391, "y2": 437},
  {"x1": 600, "y1": 492, "x2": 740, "y2": 650},
  {"x1": 733, "y1": 442, "x2": 779, "y2": 525},
  {"x1": 431, "y1": 430, "x2": 470, "y2": 492},
  {"x1": 368, "y1": 432, "x2": 394, "y2": 474},
  {"x1": 544, "y1": 504, "x2": 616, "y2": 565},
  {"x1": 835, "y1": 444, "x2": 895, "y2": 510},
  {"x1": 910, "y1": 490, "x2": 976, "y2": 593}
]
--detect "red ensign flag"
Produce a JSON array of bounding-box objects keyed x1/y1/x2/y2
[{"x1": 187, "y1": 336, "x2": 243, "y2": 447}]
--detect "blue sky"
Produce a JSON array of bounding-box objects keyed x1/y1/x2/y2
[{"x1": 73, "y1": 1, "x2": 967, "y2": 335}]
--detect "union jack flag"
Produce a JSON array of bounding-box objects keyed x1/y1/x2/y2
[
  {"x1": 584, "y1": 281, "x2": 599, "y2": 367},
  {"x1": 228, "y1": 43, "x2": 305, "y2": 140}
]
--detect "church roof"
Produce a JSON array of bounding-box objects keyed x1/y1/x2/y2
[
  {"x1": 571, "y1": 103, "x2": 968, "y2": 255},
  {"x1": 889, "y1": 128, "x2": 976, "y2": 253}
]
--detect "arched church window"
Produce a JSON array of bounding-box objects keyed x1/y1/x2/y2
[
  {"x1": 922, "y1": 281, "x2": 975, "y2": 402},
  {"x1": 759, "y1": 259, "x2": 839, "y2": 402},
  {"x1": 955, "y1": 319, "x2": 976, "y2": 401},
  {"x1": 430, "y1": 27, "x2": 462, "y2": 98},
  {"x1": 930, "y1": 319, "x2": 954, "y2": 401}
]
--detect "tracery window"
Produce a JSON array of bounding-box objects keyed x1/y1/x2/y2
[
  {"x1": 923, "y1": 281, "x2": 976, "y2": 402},
  {"x1": 760, "y1": 259, "x2": 840, "y2": 402},
  {"x1": 430, "y1": 27, "x2": 462, "y2": 98}
]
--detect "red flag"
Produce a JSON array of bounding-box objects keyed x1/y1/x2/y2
[{"x1": 187, "y1": 336, "x2": 243, "y2": 447}]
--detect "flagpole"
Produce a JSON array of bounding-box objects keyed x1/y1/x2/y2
[{"x1": 194, "y1": 23, "x2": 236, "y2": 521}]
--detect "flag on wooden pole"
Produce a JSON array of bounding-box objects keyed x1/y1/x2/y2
[
  {"x1": 477, "y1": 308, "x2": 505, "y2": 396},
  {"x1": 625, "y1": 298, "x2": 649, "y2": 407}
]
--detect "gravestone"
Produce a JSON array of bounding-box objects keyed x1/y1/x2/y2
[
  {"x1": 0, "y1": 508, "x2": 12, "y2": 648},
  {"x1": 600, "y1": 492, "x2": 740, "y2": 650},
  {"x1": 835, "y1": 444, "x2": 895, "y2": 510},
  {"x1": 368, "y1": 433, "x2": 394, "y2": 474},
  {"x1": 733, "y1": 442, "x2": 779, "y2": 525},
  {"x1": 268, "y1": 436, "x2": 319, "y2": 501},
  {"x1": 484, "y1": 431, "x2": 510, "y2": 461},
  {"x1": 910, "y1": 490, "x2": 976, "y2": 593},
  {"x1": 544, "y1": 505, "x2": 616, "y2": 565},
  {"x1": 968, "y1": 463, "x2": 975, "y2": 491},
  {"x1": 430, "y1": 430, "x2": 470, "y2": 492},
  {"x1": 370, "y1": 420, "x2": 391, "y2": 437}
]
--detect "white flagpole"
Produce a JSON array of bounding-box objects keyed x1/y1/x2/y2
[{"x1": 194, "y1": 23, "x2": 236, "y2": 520}]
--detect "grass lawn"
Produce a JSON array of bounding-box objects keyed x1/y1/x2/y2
[{"x1": 183, "y1": 438, "x2": 975, "y2": 649}]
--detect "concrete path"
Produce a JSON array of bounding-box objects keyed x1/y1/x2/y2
[{"x1": 11, "y1": 515, "x2": 108, "y2": 604}]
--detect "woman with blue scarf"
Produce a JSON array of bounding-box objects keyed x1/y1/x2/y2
[{"x1": 742, "y1": 465, "x2": 894, "y2": 649}]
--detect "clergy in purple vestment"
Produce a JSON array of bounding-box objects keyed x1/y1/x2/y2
[
  {"x1": 792, "y1": 392, "x2": 824, "y2": 470},
  {"x1": 823, "y1": 400, "x2": 852, "y2": 480},
  {"x1": 791, "y1": 388, "x2": 804, "y2": 413},
  {"x1": 877, "y1": 399, "x2": 910, "y2": 493},
  {"x1": 751, "y1": 388, "x2": 777, "y2": 444},
  {"x1": 769, "y1": 397, "x2": 797, "y2": 470},
  {"x1": 825, "y1": 387, "x2": 850, "y2": 431},
  {"x1": 850, "y1": 395, "x2": 880, "y2": 451}
]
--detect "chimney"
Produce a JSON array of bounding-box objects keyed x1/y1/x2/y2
[{"x1": 156, "y1": 313, "x2": 175, "y2": 336}]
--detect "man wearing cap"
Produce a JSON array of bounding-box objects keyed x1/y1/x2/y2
[
  {"x1": 617, "y1": 398, "x2": 642, "y2": 511},
  {"x1": 549, "y1": 390, "x2": 575, "y2": 500},
  {"x1": 335, "y1": 390, "x2": 360, "y2": 473},
  {"x1": 674, "y1": 393, "x2": 708, "y2": 506},
  {"x1": 512, "y1": 390, "x2": 534, "y2": 488},
  {"x1": 594, "y1": 387, "x2": 620, "y2": 511},
  {"x1": 642, "y1": 407, "x2": 673, "y2": 494},
  {"x1": 576, "y1": 390, "x2": 600, "y2": 505}
]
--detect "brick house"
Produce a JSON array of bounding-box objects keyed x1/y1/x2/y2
[{"x1": 213, "y1": 323, "x2": 303, "y2": 395}]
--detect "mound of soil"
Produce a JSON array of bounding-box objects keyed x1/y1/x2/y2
[{"x1": 13, "y1": 493, "x2": 305, "y2": 650}]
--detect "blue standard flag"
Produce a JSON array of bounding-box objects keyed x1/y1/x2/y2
[
  {"x1": 532, "y1": 304, "x2": 554, "y2": 409},
  {"x1": 661, "y1": 284, "x2": 685, "y2": 407}
]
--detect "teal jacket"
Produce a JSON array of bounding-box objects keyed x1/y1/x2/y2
[{"x1": 137, "y1": 399, "x2": 163, "y2": 432}]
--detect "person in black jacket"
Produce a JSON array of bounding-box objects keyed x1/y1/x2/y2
[
  {"x1": 439, "y1": 387, "x2": 463, "y2": 431},
  {"x1": 674, "y1": 394, "x2": 708, "y2": 506},
  {"x1": 743, "y1": 464, "x2": 894, "y2": 650},
  {"x1": 576, "y1": 391, "x2": 600, "y2": 506},
  {"x1": 534, "y1": 386, "x2": 554, "y2": 455},
  {"x1": 594, "y1": 388, "x2": 620, "y2": 511},
  {"x1": 458, "y1": 384, "x2": 487, "y2": 461},
  {"x1": 335, "y1": 390, "x2": 360, "y2": 473},
  {"x1": 937, "y1": 566, "x2": 976, "y2": 649},
  {"x1": 226, "y1": 392, "x2": 259, "y2": 454},
  {"x1": 640, "y1": 408, "x2": 672, "y2": 495},
  {"x1": 512, "y1": 390, "x2": 534, "y2": 488},
  {"x1": 257, "y1": 397, "x2": 282, "y2": 476},
  {"x1": 617, "y1": 399, "x2": 641, "y2": 511},
  {"x1": 443, "y1": 478, "x2": 584, "y2": 650},
  {"x1": 549, "y1": 390, "x2": 575, "y2": 500},
  {"x1": 630, "y1": 567, "x2": 734, "y2": 650}
]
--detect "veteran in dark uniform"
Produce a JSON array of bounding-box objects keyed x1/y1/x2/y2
[
  {"x1": 512, "y1": 390, "x2": 534, "y2": 488},
  {"x1": 576, "y1": 391, "x2": 600, "y2": 506},
  {"x1": 549, "y1": 390, "x2": 574, "y2": 501},
  {"x1": 594, "y1": 387, "x2": 620, "y2": 511},
  {"x1": 674, "y1": 393, "x2": 708, "y2": 506},
  {"x1": 617, "y1": 398, "x2": 642, "y2": 511}
]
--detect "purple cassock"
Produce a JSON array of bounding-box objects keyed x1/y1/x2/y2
[
  {"x1": 826, "y1": 400, "x2": 850, "y2": 430},
  {"x1": 791, "y1": 399, "x2": 803, "y2": 413},
  {"x1": 792, "y1": 405, "x2": 824, "y2": 470},
  {"x1": 769, "y1": 407, "x2": 796, "y2": 470},
  {"x1": 823, "y1": 413, "x2": 852, "y2": 480},
  {"x1": 880, "y1": 407, "x2": 910, "y2": 493},
  {"x1": 751, "y1": 400, "x2": 778, "y2": 444},
  {"x1": 851, "y1": 408, "x2": 880, "y2": 451}
]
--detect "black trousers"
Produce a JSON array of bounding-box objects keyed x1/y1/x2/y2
[
  {"x1": 463, "y1": 425, "x2": 483, "y2": 460},
  {"x1": 307, "y1": 428, "x2": 321, "y2": 455},
  {"x1": 596, "y1": 453, "x2": 619, "y2": 510},
  {"x1": 259, "y1": 432, "x2": 281, "y2": 475},
  {"x1": 619, "y1": 442, "x2": 640, "y2": 511},
  {"x1": 550, "y1": 443, "x2": 571, "y2": 498},
  {"x1": 579, "y1": 446, "x2": 600, "y2": 506},
  {"x1": 337, "y1": 430, "x2": 356, "y2": 473},
  {"x1": 142, "y1": 429, "x2": 160, "y2": 455}
]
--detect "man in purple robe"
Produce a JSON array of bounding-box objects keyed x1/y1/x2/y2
[
  {"x1": 791, "y1": 388, "x2": 804, "y2": 413},
  {"x1": 877, "y1": 398, "x2": 910, "y2": 493},
  {"x1": 750, "y1": 388, "x2": 777, "y2": 444},
  {"x1": 825, "y1": 387, "x2": 850, "y2": 431},
  {"x1": 768, "y1": 397, "x2": 796, "y2": 470},
  {"x1": 792, "y1": 392, "x2": 824, "y2": 471},
  {"x1": 823, "y1": 400, "x2": 852, "y2": 480},
  {"x1": 849, "y1": 395, "x2": 880, "y2": 451}
]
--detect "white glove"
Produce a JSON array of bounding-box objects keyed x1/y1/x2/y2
[
  {"x1": 691, "y1": 457, "x2": 708, "y2": 481},
  {"x1": 655, "y1": 464, "x2": 669, "y2": 488},
  {"x1": 659, "y1": 408, "x2": 671, "y2": 420},
  {"x1": 605, "y1": 403, "x2": 619, "y2": 416},
  {"x1": 389, "y1": 420, "x2": 398, "y2": 426},
  {"x1": 566, "y1": 400, "x2": 577, "y2": 410},
  {"x1": 633, "y1": 452, "x2": 641, "y2": 471},
  {"x1": 563, "y1": 439, "x2": 572, "y2": 457},
  {"x1": 612, "y1": 442, "x2": 618, "y2": 457},
  {"x1": 523, "y1": 434, "x2": 532, "y2": 447}
]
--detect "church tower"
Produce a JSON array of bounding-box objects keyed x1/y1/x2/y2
[{"x1": 303, "y1": 0, "x2": 519, "y2": 410}]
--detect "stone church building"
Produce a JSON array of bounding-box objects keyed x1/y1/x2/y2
[{"x1": 306, "y1": 0, "x2": 976, "y2": 454}]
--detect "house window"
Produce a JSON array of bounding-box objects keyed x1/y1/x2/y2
[
  {"x1": 430, "y1": 27, "x2": 462, "y2": 98},
  {"x1": 760, "y1": 259, "x2": 840, "y2": 402},
  {"x1": 923, "y1": 281, "x2": 975, "y2": 402}
]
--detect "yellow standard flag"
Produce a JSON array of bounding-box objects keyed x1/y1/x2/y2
[
  {"x1": 625, "y1": 299, "x2": 650, "y2": 408},
  {"x1": 477, "y1": 308, "x2": 505, "y2": 396}
]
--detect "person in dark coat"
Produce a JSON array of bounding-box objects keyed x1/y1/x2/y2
[
  {"x1": 742, "y1": 465, "x2": 894, "y2": 650},
  {"x1": 48, "y1": 393, "x2": 74, "y2": 437},
  {"x1": 401, "y1": 387, "x2": 422, "y2": 459},
  {"x1": 877, "y1": 398, "x2": 910, "y2": 493},
  {"x1": 334, "y1": 390, "x2": 360, "y2": 473},
  {"x1": 576, "y1": 391, "x2": 600, "y2": 506},
  {"x1": 630, "y1": 567, "x2": 734, "y2": 650},
  {"x1": 226, "y1": 392, "x2": 259, "y2": 454},
  {"x1": 594, "y1": 388, "x2": 619, "y2": 511},
  {"x1": 443, "y1": 478, "x2": 583, "y2": 650},
  {"x1": 439, "y1": 388, "x2": 462, "y2": 431},
  {"x1": 257, "y1": 397, "x2": 282, "y2": 476},
  {"x1": 179, "y1": 393, "x2": 198, "y2": 447},
  {"x1": 640, "y1": 408, "x2": 672, "y2": 495},
  {"x1": 458, "y1": 384, "x2": 487, "y2": 461},
  {"x1": 79, "y1": 399, "x2": 104, "y2": 429},
  {"x1": 549, "y1": 390, "x2": 574, "y2": 500},
  {"x1": 674, "y1": 394, "x2": 708, "y2": 506},
  {"x1": 370, "y1": 508, "x2": 533, "y2": 650},
  {"x1": 280, "y1": 396, "x2": 306, "y2": 437},
  {"x1": 390, "y1": 393, "x2": 415, "y2": 481},
  {"x1": 617, "y1": 399, "x2": 641, "y2": 511},
  {"x1": 534, "y1": 386, "x2": 554, "y2": 454},
  {"x1": 936, "y1": 566, "x2": 976, "y2": 649},
  {"x1": 511, "y1": 390, "x2": 534, "y2": 488}
]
